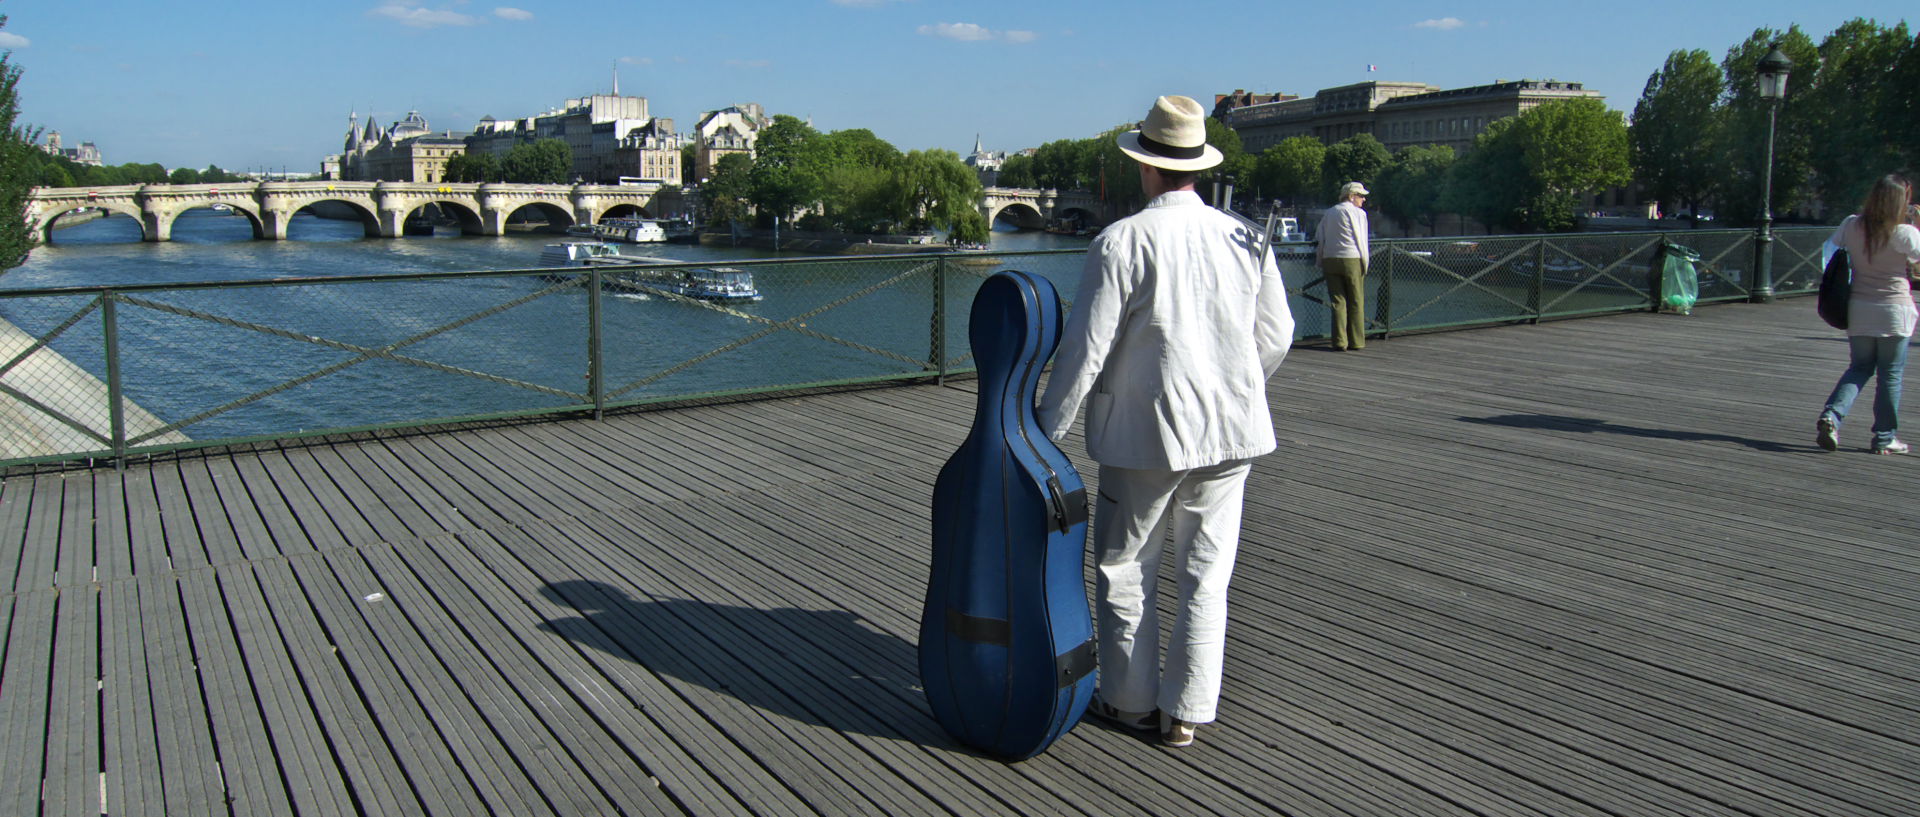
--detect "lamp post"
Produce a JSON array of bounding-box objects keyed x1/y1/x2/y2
[{"x1": 1750, "y1": 42, "x2": 1792, "y2": 303}]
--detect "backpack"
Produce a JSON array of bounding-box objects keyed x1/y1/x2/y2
[{"x1": 1817, "y1": 248, "x2": 1851, "y2": 330}]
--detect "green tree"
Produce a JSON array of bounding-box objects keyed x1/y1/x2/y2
[
  {"x1": 997, "y1": 153, "x2": 1035, "y2": 188},
  {"x1": 1255, "y1": 136, "x2": 1325, "y2": 206},
  {"x1": 1889, "y1": 28, "x2": 1920, "y2": 174},
  {"x1": 1631, "y1": 49, "x2": 1724, "y2": 221},
  {"x1": 949, "y1": 209, "x2": 990, "y2": 244},
  {"x1": 0, "y1": 8, "x2": 33, "y2": 270},
  {"x1": 1201, "y1": 118, "x2": 1253, "y2": 201},
  {"x1": 1320, "y1": 134, "x2": 1390, "y2": 202},
  {"x1": 679, "y1": 142, "x2": 697, "y2": 185},
  {"x1": 887, "y1": 148, "x2": 983, "y2": 234},
  {"x1": 202, "y1": 165, "x2": 240, "y2": 184},
  {"x1": 1717, "y1": 26, "x2": 1819, "y2": 226},
  {"x1": 444, "y1": 151, "x2": 501, "y2": 183},
  {"x1": 169, "y1": 166, "x2": 201, "y2": 185},
  {"x1": 1513, "y1": 97, "x2": 1631, "y2": 231},
  {"x1": 1371, "y1": 144, "x2": 1455, "y2": 235},
  {"x1": 501, "y1": 138, "x2": 572, "y2": 183},
  {"x1": 1803, "y1": 19, "x2": 1911, "y2": 214},
  {"x1": 701, "y1": 151, "x2": 754, "y2": 226},
  {"x1": 747, "y1": 115, "x2": 823, "y2": 227},
  {"x1": 1031, "y1": 137, "x2": 1096, "y2": 190},
  {"x1": 1441, "y1": 117, "x2": 1531, "y2": 232}
]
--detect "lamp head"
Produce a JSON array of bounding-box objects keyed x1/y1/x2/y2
[{"x1": 1757, "y1": 43, "x2": 1793, "y2": 101}]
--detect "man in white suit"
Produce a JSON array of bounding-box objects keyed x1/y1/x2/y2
[{"x1": 1037, "y1": 95, "x2": 1294, "y2": 748}]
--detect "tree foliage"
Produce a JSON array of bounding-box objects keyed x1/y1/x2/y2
[
  {"x1": 1801, "y1": 19, "x2": 1911, "y2": 213},
  {"x1": 746, "y1": 115, "x2": 823, "y2": 227},
  {"x1": 501, "y1": 139, "x2": 572, "y2": 184},
  {"x1": 1515, "y1": 97, "x2": 1632, "y2": 230},
  {"x1": 1319, "y1": 134, "x2": 1390, "y2": 202},
  {"x1": 997, "y1": 153, "x2": 1035, "y2": 188},
  {"x1": 1715, "y1": 26, "x2": 1820, "y2": 226},
  {"x1": 0, "y1": 9, "x2": 34, "y2": 270},
  {"x1": 1441, "y1": 118, "x2": 1531, "y2": 231},
  {"x1": 1254, "y1": 136, "x2": 1324, "y2": 206},
  {"x1": 701, "y1": 151, "x2": 754, "y2": 226},
  {"x1": 1371, "y1": 144, "x2": 1455, "y2": 234},
  {"x1": 1630, "y1": 49, "x2": 1724, "y2": 220}
]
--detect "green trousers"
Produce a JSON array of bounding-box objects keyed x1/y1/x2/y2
[{"x1": 1320, "y1": 257, "x2": 1367, "y2": 350}]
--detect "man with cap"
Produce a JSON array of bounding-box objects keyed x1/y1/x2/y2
[
  {"x1": 1037, "y1": 94, "x2": 1294, "y2": 748},
  {"x1": 1315, "y1": 181, "x2": 1372, "y2": 350}
]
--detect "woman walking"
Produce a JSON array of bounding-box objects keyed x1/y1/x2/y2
[{"x1": 1817, "y1": 174, "x2": 1920, "y2": 454}]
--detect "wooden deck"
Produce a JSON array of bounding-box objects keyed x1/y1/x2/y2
[{"x1": 2, "y1": 298, "x2": 1916, "y2": 816}]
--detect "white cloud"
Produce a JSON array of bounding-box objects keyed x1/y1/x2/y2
[
  {"x1": 0, "y1": 32, "x2": 28, "y2": 48},
  {"x1": 917, "y1": 22, "x2": 1035, "y2": 43},
  {"x1": 1414, "y1": 17, "x2": 1467, "y2": 30},
  {"x1": 618, "y1": 56, "x2": 653, "y2": 65},
  {"x1": 368, "y1": 3, "x2": 479, "y2": 28},
  {"x1": 493, "y1": 7, "x2": 533, "y2": 21}
]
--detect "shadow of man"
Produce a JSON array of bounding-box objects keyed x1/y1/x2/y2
[
  {"x1": 1460, "y1": 413, "x2": 1802, "y2": 453},
  {"x1": 536, "y1": 579, "x2": 948, "y2": 743}
]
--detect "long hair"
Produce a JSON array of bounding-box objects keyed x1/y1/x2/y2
[{"x1": 1859, "y1": 174, "x2": 1913, "y2": 262}]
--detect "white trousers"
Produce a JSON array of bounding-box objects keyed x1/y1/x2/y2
[{"x1": 1093, "y1": 459, "x2": 1252, "y2": 723}]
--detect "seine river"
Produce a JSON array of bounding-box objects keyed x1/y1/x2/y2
[{"x1": 1, "y1": 210, "x2": 1092, "y2": 447}]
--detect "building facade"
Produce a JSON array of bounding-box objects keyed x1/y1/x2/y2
[
  {"x1": 466, "y1": 93, "x2": 682, "y2": 184},
  {"x1": 1223, "y1": 79, "x2": 1605, "y2": 154},
  {"x1": 964, "y1": 135, "x2": 1005, "y2": 186},
  {"x1": 334, "y1": 110, "x2": 468, "y2": 183},
  {"x1": 692, "y1": 103, "x2": 769, "y2": 183},
  {"x1": 40, "y1": 131, "x2": 103, "y2": 166}
]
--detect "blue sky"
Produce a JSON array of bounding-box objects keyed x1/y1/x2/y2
[{"x1": 0, "y1": 1, "x2": 1910, "y2": 173}]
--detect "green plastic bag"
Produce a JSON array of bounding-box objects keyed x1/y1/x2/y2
[{"x1": 1661, "y1": 244, "x2": 1700, "y2": 315}]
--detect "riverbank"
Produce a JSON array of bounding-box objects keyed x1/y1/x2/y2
[{"x1": 695, "y1": 227, "x2": 945, "y2": 254}]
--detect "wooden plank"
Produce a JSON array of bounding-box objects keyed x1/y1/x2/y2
[
  {"x1": 41, "y1": 581, "x2": 102, "y2": 817},
  {"x1": 54, "y1": 471, "x2": 95, "y2": 588},
  {"x1": 0, "y1": 589, "x2": 56, "y2": 817},
  {"x1": 93, "y1": 469, "x2": 132, "y2": 583},
  {"x1": 99, "y1": 578, "x2": 165, "y2": 817},
  {"x1": 375, "y1": 533, "x2": 690, "y2": 816},
  {"x1": 229, "y1": 452, "x2": 316, "y2": 556},
  {"x1": 138, "y1": 573, "x2": 223, "y2": 816},
  {"x1": 176, "y1": 456, "x2": 246, "y2": 567},
  {"x1": 200, "y1": 456, "x2": 278, "y2": 563},
  {"x1": 250, "y1": 558, "x2": 426, "y2": 814},
  {"x1": 313, "y1": 546, "x2": 557, "y2": 815},
  {"x1": 300, "y1": 444, "x2": 417, "y2": 545},
  {"x1": 0, "y1": 478, "x2": 32, "y2": 592},
  {"x1": 316, "y1": 443, "x2": 442, "y2": 539},
  {"x1": 216, "y1": 563, "x2": 354, "y2": 817},
  {"x1": 118, "y1": 466, "x2": 173, "y2": 576},
  {"x1": 355, "y1": 537, "x2": 647, "y2": 816},
  {"x1": 281, "y1": 550, "x2": 487, "y2": 814},
  {"x1": 148, "y1": 460, "x2": 210, "y2": 570},
  {"x1": 279, "y1": 447, "x2": 384, "y2": 547},
  {"x1": 14, "y1": 474, "x2": 62, "y2": 593},
  {"x1": 256, "y1": 449, "x2": 351, "y2": 551},
  {"x1": 338, "y1": 439, "x2": 479, "y2": 534}
]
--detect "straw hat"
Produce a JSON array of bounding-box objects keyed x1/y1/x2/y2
[
  {"x1": 1116, "y1": 95, "x2": 1223, "y2": 172},
  {"x1": 1339, "y1": 181, "x2": 1371, "y2": 198}
]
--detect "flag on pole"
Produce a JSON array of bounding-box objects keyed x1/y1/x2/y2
[{"x1": 1367, "y1": 64, "x2": 1377, "y2": 72}]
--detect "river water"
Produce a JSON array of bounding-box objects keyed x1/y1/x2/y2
[{"x1": 1, "y1": 210, "x2": 1092, "y2": 448}]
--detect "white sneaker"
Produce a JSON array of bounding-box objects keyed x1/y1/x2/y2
[
  {"x1": 1086, "y1": 694, "x2": 1156, "y2": 732},
  {"x1": 1159, "y1": 712, "x2": 1197, "y2": 747}
]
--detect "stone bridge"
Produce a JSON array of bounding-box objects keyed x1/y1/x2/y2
[
  {"x1": 980, "y1": 187, "x2": 1106, "y2": 230},
  {"x1": 25, "y1": 181, "x2": 679, "y2": 242}
]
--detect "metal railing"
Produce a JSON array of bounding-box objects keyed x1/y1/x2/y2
[{"x1": 0, "y1": 227, "x2": 1831, "y2": 467}]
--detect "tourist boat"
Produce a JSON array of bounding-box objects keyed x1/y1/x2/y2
[
  {"x1": 539, "y1": 240, "x2": 630, "y2": 267},
  {"x1": 594, "y1": 217, "x2": 670, "y2": 244},
  {"x1": 642, "y1": 266, "x2": 763, "y2": 302}
]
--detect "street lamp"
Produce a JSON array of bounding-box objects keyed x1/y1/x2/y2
[{"x1": 1750, "y1": 42, "x2": 1792, "y2": 303}]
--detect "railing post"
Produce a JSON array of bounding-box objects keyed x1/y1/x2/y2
[
  {"x1": 102, "y1": 293, "x2": 126, "y2": 468},
  {"x1": 932, "y1": 257, "x2": 948, "y2": 385},
  {"x1": 1377, "y1": 247, "x2": 1392, "y2": 339},
  {"x1": 587, "y1": 268, "x2": 605, "y2": 420},
  {"x1": 1530, "y1": 239, "x2": 1545, "y2": 323}
]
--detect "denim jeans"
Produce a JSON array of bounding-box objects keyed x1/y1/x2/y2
[{"x1": 1822, "y1": 334, "x2": 1911, "y2": 446}]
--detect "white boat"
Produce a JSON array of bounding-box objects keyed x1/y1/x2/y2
[
  {"x1": 634, "y1": 266, "x2": 763, "y2": 302},
  {"x1": 539, "y1": 240, "x2": 630, "y2": 267},
  {"x1": 1271, "y1": 216, "x2": 1309, "y2": 243},
  {"x1": 594, "y1": 217, "x2": 669, "y2": 244}
]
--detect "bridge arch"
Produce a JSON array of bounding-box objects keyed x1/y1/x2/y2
[
  {"x1": 35, "y1": 203, "x2": 144, "y2": 243},
  {"x1": 290, "y1": 198, "x2": 382, "y2": 238},
  {"x1": 987, "y1": 202, "x2": 1046, "y2": 230},
  {"x1": 394, "y1": 198, "x2": 487, "y2": 237},
  {"x1": 595, "y1": 203, "x2": 654, "y2": 221}
]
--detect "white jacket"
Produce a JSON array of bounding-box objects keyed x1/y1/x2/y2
[{"x1": 1037, "y1": 191, "x2": 1294, "y2": 471}]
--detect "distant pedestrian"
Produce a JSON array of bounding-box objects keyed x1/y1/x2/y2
[
  {"x1": 1816, "y1": 174, "x2": 1920, "y2": 454},
  {"x1": 1037, "y1": 94, "x2": 1293, "y2": 749},
  {"x1": 1315, "y1": 182, "x2": 1371, "y2": 350}
]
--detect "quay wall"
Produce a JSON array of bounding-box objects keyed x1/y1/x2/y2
[{"x1": 0, "y1": 316, "x2": 188, "y2": 461}]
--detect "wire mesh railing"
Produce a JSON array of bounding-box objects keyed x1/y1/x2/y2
[{"x1": 0, "y1": 227, "x2": 1831, "y2": 466}]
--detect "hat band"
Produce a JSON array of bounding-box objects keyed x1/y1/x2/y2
[{"x1": 1137, "y1": 134, "x2": 1205, "y2": 161}]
